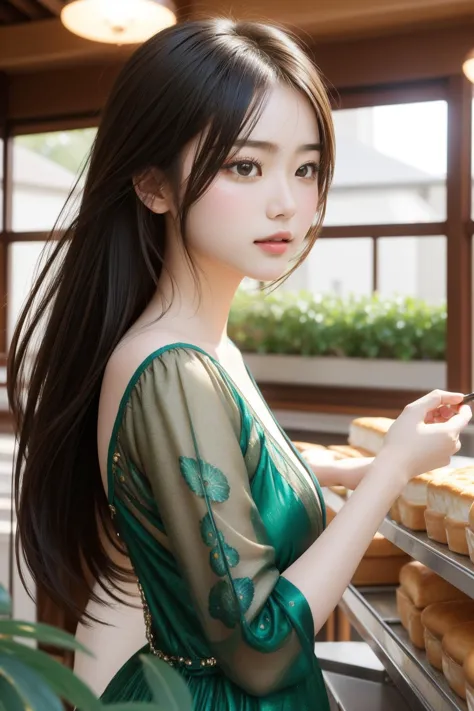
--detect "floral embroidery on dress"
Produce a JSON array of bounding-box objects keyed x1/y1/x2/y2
[
  {"x1": 208, "y1": 577, "x2": 254, "y2": 628},
  {"x1": 209, "y1": 541, "x2": 240, "y2": 576},
  {"x1": 200, "y1": 513, "x2": 240, "y2": 576},
  {"x1": 180, "y1": 456, "x2": 230, "y2": 502}
]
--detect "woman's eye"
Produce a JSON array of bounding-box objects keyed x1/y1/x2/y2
[
  {"x1": 296, "y1": 163, "x2": 320, "y2": 179},
  {"x1": 227, "y1": 161, "x2": 261, "y2": 178}
]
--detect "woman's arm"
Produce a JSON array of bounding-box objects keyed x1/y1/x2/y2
[
  {"x1": 283, "y1": 451, "x2": 403, "y2": 634},
  {"x1": 301, "y1": 449, "x2": 374, "y2": 489},
  {"x1": 284, "y1": 391, "x2": 471, "y2": 636}
]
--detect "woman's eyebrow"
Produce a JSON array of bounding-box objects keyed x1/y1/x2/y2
[{"x1": 233, "y1": 139, "x2": 322, "y2": 153}]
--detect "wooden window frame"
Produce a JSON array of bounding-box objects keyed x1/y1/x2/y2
[{"x1": 0, "y1": 74, "x2": 472, "y2": 417}]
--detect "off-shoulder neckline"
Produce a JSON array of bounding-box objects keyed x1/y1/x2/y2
[
  {"x1": 105, "y1": 341, "x2": 326, "y2": 527},
  {"x1": 106, "y1": 342, "x2": 218, "y2": 494}
]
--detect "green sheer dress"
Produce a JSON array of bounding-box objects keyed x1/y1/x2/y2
[{"x1": 100, "y1": 343, "x2": 330, "y2": 710}]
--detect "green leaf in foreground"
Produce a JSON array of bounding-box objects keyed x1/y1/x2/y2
[
  {"x1": 0, "y1": 619, "x2": 93, "y2": 656},
  {"x1": 104, "y1": 704, "x2": 168, "y2": 711},
  {"x1": 140, "y1": 656, "x2": 193, "y2": 711},
  {"x1": 0, "y1": 654, "x2": 63, "y2": 711},
  {"x1": 0, "y1": 585, "x2": 11, "y2": 616},
  {"x1": 0, "y1": 675, "x2": 24, "y2": 711},
  {"x1": 0, "y1": 640, "x2": 101, "y2": 711}
]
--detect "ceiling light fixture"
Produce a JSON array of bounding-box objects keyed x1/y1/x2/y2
[
  {"x1": 463, "y1": 49, "x2": 474, "y2": 83},
  {"x1": 60, "y1": 0, "x2": 176, "y2": 45}
]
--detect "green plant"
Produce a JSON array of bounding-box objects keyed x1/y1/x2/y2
[
  {"x1": 0, "y1": 584, "x2": 193, "y2": 711},
  {"x1": 229, "y1": 290, "x2": 446, "y2": 361}
]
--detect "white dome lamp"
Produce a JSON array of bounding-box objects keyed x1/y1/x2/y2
[
  {"x1": 463, "y1": 49, "x2": 474, "y2": 83},
  {"x1": 60, "y1": 0, "x2": 177, "y2": 45}
]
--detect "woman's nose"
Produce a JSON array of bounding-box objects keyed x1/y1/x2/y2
[{"x1": 266, "y1": 178, "x2": 297, "y2": 220}]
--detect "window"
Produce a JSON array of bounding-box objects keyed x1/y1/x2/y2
[
  {"x1": 8, "y1": 128, "x2": 97, "y2": 341},
  {"x1": 12, "y1": 128, "x2": 96, "y2": 232},
  {"x1": 377, "y1": 236, "x2": 446, "y2": 303},
  {"x1": 325, "y1": 102, "x2": 447, "y2": 225},
  {"x1": 282, "y1": 238, "x2": 374, "y2": 297},
  {"x1": 8, "y1": 241, "x2": 47, "y2": 343}
]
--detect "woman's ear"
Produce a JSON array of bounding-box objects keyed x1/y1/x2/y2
[{"x1": 133, "y1": 169, "x2": 170, "y2": 214}]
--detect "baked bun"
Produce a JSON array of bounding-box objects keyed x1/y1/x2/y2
[
  {"x1": 348, "y1": 417, "x2": 394, "y2": 455},
  {"x1": 463, "y1": 649, "x2": 474, "y2": 711},
  {"x1": 425, "y1": 470, "x2": 474, "y2": 543},
  {"x1": 292, "y1": 441, "x2": 327, "y2": 454},
  {"x1": 395, "y1": 585, "x2": 424, "y2": 648},
  {"x1": 421, "y1": 601, "x2": 474, "y2": 671},
  {"x1": 443, "y1": 479, "x2": 474, "y2": 555},
  {"x1": 399, "y1": 468, "x2": 449, "y2": 531},
  {"x1": 442, "y1": 622, "x2": 474, "y2": 699},
  {"x1": 399, "y1": 561, "x2": 467, "y2": 608},
  {"x1": 328, "y1": 444, "x2": 372, "y2": 459}
]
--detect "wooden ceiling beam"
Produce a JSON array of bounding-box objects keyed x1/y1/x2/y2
[
  {"x1": 1, "y1": 0, "x2": 474, "y2": 72},
  {"x1": 0, "y1": 18, "x2": 132, "y2": 71},
  {"x1": 35, "y1": 0, "x2": 63, "y2": 14},
  {"x1": 7, "y1": 0, "x2": 46, "y2": 20},
  {"x1": 0, "y1": 1, "x2": 23, "y2": 23},
  {"x1": 196, "y1": 0, "x2": 474, "y2": 39}
]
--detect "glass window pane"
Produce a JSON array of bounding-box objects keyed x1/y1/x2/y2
[
  {"x1": 377, "y1": 236, "x2": 446, "y2": 303},
  {"x1": 280, "y1": 237, "x2": 374, "y2": 297},
  {"x1": 0, "y1": 139, "x2": 3, "y2": 229},
  {"x1": 12, "y1": 128, "x2": 96, "y2": 232},
  {"x1": 8, "y1": 241, "x2": 47, "y2": 343},
  {"x1": 326, "y1": 101, "x2": 447, "y2": 225}
]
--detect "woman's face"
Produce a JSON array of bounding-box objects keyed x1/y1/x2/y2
[{"x1": 175, "y1": 83, "x2": 322, "y2": 283}]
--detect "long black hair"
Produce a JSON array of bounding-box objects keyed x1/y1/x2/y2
[{"x1": 7, "y1": 17, "x2": 335, "y2": 626}]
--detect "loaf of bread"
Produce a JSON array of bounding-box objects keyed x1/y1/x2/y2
[
  {"x1": 398, "y1": 468, "x2": 450, "y2": 531},
  {"x1": 389, "y1": 498, "x2": 402, "y2": 523},
  {"x1": 397, "y1": 561, "x2": 467, "y2": 651},
  {"x1": 396, "y1": 585, "x2": 412, "y2": 629},
  {"x1": 348, "y1": 417, "x2": 394, "y2": 455},
  {"x1": 354, "y1": 555, "x2": 410, "y2": 586},
  {"x1": 292, "y1": 441, "x2": 327, "y2": 454},
  {"x1": 408, "y1": 606, "x2": 425, "y2": 650},
  {"x1": 425, "y1": 469, "x2": 474, "y2": 544},
  {"x1": 399, "y1": 561, "x2": 467, "y2": 608},
  {"x1": 442, "y1": 622, "x2": 474, "y2": 699},
  {"x1": 444, "y1": 479, "x2": 474, "y2": 555},
  {"x1": 421, "y1": 601, "x2": 474, "y2": 671},
  {"x1": 467, "y1": 503, "x2": 474, "y2": 565},
  {"x1": 463, "y1": 649, "x2": 474, "y2": 711},
  {"x1": 395, "y1": 585, "x2": 425, "y2": 648},
  {"x1": 328, "y1": 444, "x2": 373, "y2": 459}
]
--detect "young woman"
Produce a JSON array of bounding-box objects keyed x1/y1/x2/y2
[{"x1": 8, "y1": 18, "x2": 471, "y2": 710}]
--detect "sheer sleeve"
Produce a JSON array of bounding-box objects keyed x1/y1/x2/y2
[{"x1": 118, "y1": 347, "x2": 316, "y2": 697}]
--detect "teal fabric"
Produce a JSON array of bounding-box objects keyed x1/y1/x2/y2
[{"x1": 100, "y1": 344, "x2": 329, "y2": 710}]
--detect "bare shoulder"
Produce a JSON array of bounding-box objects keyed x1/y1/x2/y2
[
  {"x1": 97, "y1": 329, "x2": 183, "y2": 480},
  {"x1": 103, "y1": 330, "x2": 180, "y2": 390}
]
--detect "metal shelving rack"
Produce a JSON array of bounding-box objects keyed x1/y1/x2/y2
[{"x1": 323, "y1": 454, "x2": 474, "y2": 711}]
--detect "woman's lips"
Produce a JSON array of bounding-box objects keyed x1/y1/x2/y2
[
  {"x1": 254, "y1": 231, "x2": 292, "y2": 254},
  {"x1": 255, "y1": 241, "x2": 290, "y2": 255}
]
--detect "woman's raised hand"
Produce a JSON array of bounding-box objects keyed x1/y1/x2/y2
[{"x1": 379, "y1": 390, "x2": 472, "y2": 484}]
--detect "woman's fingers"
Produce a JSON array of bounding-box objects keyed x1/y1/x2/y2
[
  {"x1": 425, "y1": 404, "x2": 461, "y2": 424},
  {"x1": 433, "y1": 404, "x2": 472, "y2": 432},
  {"x1": 412, "y1": 389, "x2": 464, "y2": 412}
]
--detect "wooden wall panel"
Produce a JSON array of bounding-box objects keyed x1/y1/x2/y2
[
  {"x1": 197, "y1": 0, "x2": 474, "y2": 40},
  {"x1": 311, "y1": 22, "x2": 474, "y2": 89},
  {"x1": 3, "y1": 1, "x2": 474, "y2": 73},
  {"x1": 5, "y1": 21, "x2": 474, "y2": 124},
  {"x1": 7, "y1": 62, "x2": 122, "y2": 123},
  {"x1": 0, "y1": 18, "x2": 130, "y2": 72}
]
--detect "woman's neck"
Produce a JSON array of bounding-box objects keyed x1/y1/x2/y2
[{"x1": 137, "y1": 250, "x2": 243, "y2": 354}]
